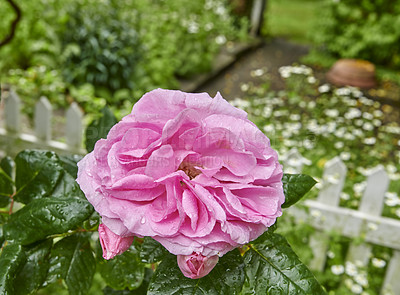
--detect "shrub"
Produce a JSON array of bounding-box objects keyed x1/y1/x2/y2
[{"x1": 313, "y1": 0, "x2": 400, "y2": 68}]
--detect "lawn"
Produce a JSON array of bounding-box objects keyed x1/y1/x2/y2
[{"x1": 264, "y1": 0, "x2": 325, "y2": 44}]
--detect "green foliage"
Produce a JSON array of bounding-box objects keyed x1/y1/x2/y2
[
  {"x1": 312, "y1": 0, "x2": 400, "y2": 68},
  {"x1": 46, "y1": 234, "x2": 96, "y2": 295},
  {"x1": 147, "y1": 250, "x2": 245, "y2": 295},
  {"x1": 60, "y1": 1, "x2": 141, "y2": 94},
  {"x1": 0, "y1": 146, "x2": 324, "y2": 294},
  {"x1": 282, "y1": 174, "x2": 316, "y2": 208},
  {"x1": 243, "y1": 231, "x2": 327, "y2": 294},
  {"x1": 98, "y1": 247, "x2": 145, "y2": 291}
]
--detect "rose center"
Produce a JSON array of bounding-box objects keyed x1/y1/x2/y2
[{"x1": 178, "y1": 162, "x2": 201, "y2": 180}]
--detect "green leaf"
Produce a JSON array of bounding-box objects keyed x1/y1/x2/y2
[
  {"x1": 13, "y1": 239, "x2": 53, "y2": 295},
  {"x1": 1, "y1": 156, "x2": 15, "y2": 179},
  {"x1": 282, "y1": 174, "x2": 317, "y2": 208},
  {"x1": 242, "y1": 232, "x2": 326, "y2": 295},
  {"x1": 14, "y1": 150, "x2": 64, "y2": 204},
  {"x1": 0, "y1": 170, "x2": 13, "y2": 207},
  {"x1": 139, "y1": 237, "x2": 168, "y2": 263},
  {"x1": 58, "y1": 154, "x2": 83, "y2": 178},
  {"x1": 147, "y1": 249, "x2": 245, "y2": 295},
  {"x1": 99, "y1": 246, "x2": 145, "y2": 291},
  {"x1": 0, "y1": 244, "x2": 25, "y2": 295},
  {"x1": 4, "y1": 197, "x2": 93, "y2": 245},
  {"x1": 85, "y1": 106, "x2": 117, "y2": 152},
  {"x1": 46, "y1": 234, "x2": 95, "y2": 295},
  {"x1": 103, "y1": 268, "x2": 153, "y2": 295},
  {"x1": 50, "y1": 170, "x2": 85, "y2": 200}
]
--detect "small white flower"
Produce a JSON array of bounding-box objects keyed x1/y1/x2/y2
[
  {"x1": 318, "y1": 84, "x2": 330, "y2": 93},
  {"x1": 290, "y1": 114, "x2": 301, "y2": 121},
  {"x1": 373, "y1": 110, "x2": 383, "y2": 117},
  {"x1": 386, "y1": 164, "x2": 397, "y2": 174},
  {"x1": 353, "y1": 182, "x2": 366, "y2": 195},
  {"x1": 325, "y1": 109, "x2": 339, "y2": 117},
  {"x1": 341, "y1": 192, "x2": 350, "y2": 200},
  {"x1": 327, "y1": 251, "x2": 335, "y2": 258},
  {"x1": 345, "y1": 261, "x2": 358, "y2": 276},
  {"x1": 362, "y1": 122, "x2": 374, "y2": 131},
  {"x1": 385, "y1": 192, "x2": 399, "y2": 207},
  {"x1": 340, "y1": 152, "x2": 351, "y2": 161},
  {"x1": 362, "y1": 112, "x2": 374, "y2": 120},
  {"x1": 372, "y1": 258, "x2": 386, "y2": 268},
  {"x1": 251, "y1": 68, "x2": 265, "y2": 77},
  {"x1": 240, "y1": 83, "x2": 250, "y2": 92},
  {"x1": 215, "y1": 35, "x2": 226, "y2": 45},
  {"x1": 373, "y1": 119, "x2": 382, "y2": 127},
  {"x1": 351, "y1": 284, "x2": 363, "y2": 294},
  {"x1": 354, "y1": 273, "x2": 368, "y2": 287},
  {"x1": 363, "y1": 137, "x2": 376, "y2": 145},
  {"x1": 331, "y1": 265, "x2": 345, "y2": 275},
  {"x1": 307, "y1": 76, "x2": 316, "y2": 84},
  {"x1": 335, "y1": 141, "x2": 344, "y2": 149},
  {"x1": 308, "y1": 101, "x2": 316, "y2": 109}
]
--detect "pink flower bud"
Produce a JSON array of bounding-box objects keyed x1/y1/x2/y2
[
  {"x1": 98, "y1": 223, "x2": 134, "y2": 260},
  {"x1": 177, "y1": 253, "x2": 219, "y2": 279}
]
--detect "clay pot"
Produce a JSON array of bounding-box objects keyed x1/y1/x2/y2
[{"x1": 326, "y1": 59, "x2": 377, "y2": 89}]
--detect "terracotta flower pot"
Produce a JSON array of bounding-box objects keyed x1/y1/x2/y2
[{"x1": 326, "y1": 59, "x2": 377, "y2": 89}]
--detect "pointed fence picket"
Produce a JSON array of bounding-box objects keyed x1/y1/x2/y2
[
  {"x1": 0, "y1": 90, "x2": 86, "y2": 156},
  {"x1": 287, "y1": 157, "x2": 400, "y2": 295}
]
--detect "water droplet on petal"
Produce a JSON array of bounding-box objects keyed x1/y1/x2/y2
[{"x1": 140, "y1": 216, "x2": 146, "y2": 224}]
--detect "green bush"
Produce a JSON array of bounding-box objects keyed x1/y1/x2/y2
[
  {"x1": 60, "y1": 0, "x2": 141, "y2": 95},
  {"x1": 313, "y1": 0, "x2": 400, "y2": 68}
]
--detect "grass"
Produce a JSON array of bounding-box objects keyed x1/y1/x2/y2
[{"x1": 263, "y1": 0, "x2": 324, "y2": 45}]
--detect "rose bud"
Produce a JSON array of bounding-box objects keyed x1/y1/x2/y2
[
  {"x1": 98, "y1": 223, "x2": 134, "y2": 260},
  {"x1": 177, "y1": 253, "x2": 219, "y2": 279}
]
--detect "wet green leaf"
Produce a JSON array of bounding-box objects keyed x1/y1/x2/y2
[
  {"x1": 282, "y1": 174, "x2": 316, "y2": 208},
  {"x1": 46, "y1": 234, "x2": 95, "y2": 295},
  {"x1": 242, "y1": 232, "x2": 326, "y2": 294},
  {"x1": 0, "y1": 157, "x2": 15, "y2": 179},
  {"x1": 85, "y1": 106, "x2": 117, "y2": 152},
  {"x1": 4, "y1": 197, "x2": 93, "y2": 245},
  {"x1": 139, "y1": 237, "x2": 168, "y2": 264},
  {"x1": 99, "y1": 247, "x2": 145, "y2": 291},
  {"x1": 14, "y1": 239, "x2": 53, "y2": 295},
  {"x1": 0, "y1": 243, "x2": 25, "y2": 295},
  {"x1": 147, "y1": 249, "x2": 244, "y2": 295},
  {"x1": 14, "y1": 150, "x2": 64, "y2": 204},
  {"x1": 0, "y1": 170, "x2": 13, "y2": 208},
  {"x1": 58, "y1": 154, "x2": 83, "y2": 178}
]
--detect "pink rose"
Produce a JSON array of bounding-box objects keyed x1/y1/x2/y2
[
  {"x1": 177, "y1": 253, "x2": 219, "y2": 279},
  {"x1": 77, "y1": 88, "x2": 284, "y2": 265},
  {"x1": 98, "y1": 223, "x2": 134, "y2": 260}
]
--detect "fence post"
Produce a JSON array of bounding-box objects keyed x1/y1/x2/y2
[
  {"x1": 347, "y1": 166, "x2": 389, "y2": 266},
  {"x1": 308, "y1": 157, "x2": 347, "y2": 271},
  {"x1": 66, "y1": 102, "x2": 83, "y2": 149},
  {"x1": 382, "y1": 250, "x2": 400, "y2": 295},
  {"x1": 250, "y1": 0, "x2": 266, "y2": 36},
  {"x1": 34, "y1": 96, "x2": 52, "y2": 142},
  {"x1": 5, "y1": 90, "x2": 20, "y2": 133}
]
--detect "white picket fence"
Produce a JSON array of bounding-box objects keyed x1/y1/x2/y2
[
  {"x1": 284, "y1": 149, "x2": 400, "y2": 295},
  {"x1": 0, "y1": 89, "x2": 86, "y2": 156}
]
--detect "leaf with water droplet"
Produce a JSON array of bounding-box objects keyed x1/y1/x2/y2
[
  {"x1": 13, "y1": 239, "x2": 53, "y2": 295},
  {"x1": 139, "y1": 237, "x2": 168, "y2": 264},
  {"x1": 0, "y1": 243, "x2": 25, "y2": 295},
  {"x1": 99, "y1": 245, "x2": 145, "y2": 291},
  {"x1": 282, "y1": 174, "x2": 316, "y2": 208},
  {"x1": 242, "y1": 231, "x2": 326, "y2": 294},
  {"x1": 4, "y1": 197, "x2": 93, "y2": 245},
  {"x1": 14, "y1": 150, "x2": 64, "y2": 204},
  {"x1": 147, "y1": 249, "x2": 244, "y2": 295},
  {"x1": 46, "y1": 233, "x2": 95, "y2": 295}
]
